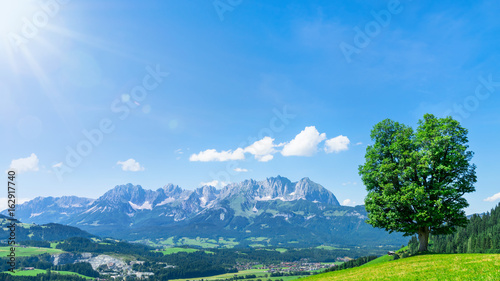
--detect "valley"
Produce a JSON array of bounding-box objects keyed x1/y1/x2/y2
[
  {"x1": 0, "y1": 238, "x2": 393, "y2": 280},
  {"x1": 1, "y1": 177, "x2": 498, "y2": 280}
]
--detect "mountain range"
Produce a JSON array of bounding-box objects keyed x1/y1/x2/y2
[
  {"x1": 0, "y1": 214, "x2": 95, "y2": 242},
  {"x1": 9, "y1": 176, "x2": 405, "y2": 247}
]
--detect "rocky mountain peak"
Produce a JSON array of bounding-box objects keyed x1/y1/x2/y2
[
  {"x1": 4, "y1": 176, "x2": 405, "y2": 247},
  {"x1": 263, "y1": 175, "x2": 292, "y2": 188},
  {"x1": 100, "y1": 184, "x2": 147, "y2": 204},
  {"x1": 10, "y1": 176, "x2": 340, "y2": 226},
  {"x1": 161, "y1": 183, "x2": 183, "y2": 196}
]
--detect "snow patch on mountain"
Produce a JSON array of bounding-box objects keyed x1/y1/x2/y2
[
  {"x1": 200, "y1": 196, "x2": 208, "y2": 206},
  {"x1": 157, "y1": 197, "x2": 176, "y2": 206},
  {"x1": 129, "y1": 201, "x2": 153, "y2": 210},
  {"x1": 83, "y1": 206, "x2": 98, "y2": 214},
  {"x1": 306, "y1": 214, "x2": 316, "y2": 220}
]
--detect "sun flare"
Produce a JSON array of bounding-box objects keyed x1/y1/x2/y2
[{"x1": 0, "y1": 0, "x2": 38, "y2": 35}]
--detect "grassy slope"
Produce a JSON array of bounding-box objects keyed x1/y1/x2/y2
[
  {"x1": 305, "y1": 254, "x2": 500, "y2": 281},
  {"x1": 361, "y1": 246, "x2": 408, "y2": 267},
  {"x1": 154, "y1": 247, "x2": 215, "y2": 255},
  {"x1": 5, "y1": 269, "x2": 94, "y2": 279},
  {"x1": 160, "y1": 247, "x2": 198, "y2": 254},
  {"x1": 0, "y1": 246, "x2": 64, "y2": 257},
  {"x1": 171, "y1": 269, "x2": 301, "y2": 281}
]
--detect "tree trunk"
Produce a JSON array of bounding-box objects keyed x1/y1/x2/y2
[{"x1": 417, "y1": 227, "x2": 430, "y2": 252}]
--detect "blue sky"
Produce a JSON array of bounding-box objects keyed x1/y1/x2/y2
[{"x1": 1, "y1": 0, "x2": 499, "y2": 214}]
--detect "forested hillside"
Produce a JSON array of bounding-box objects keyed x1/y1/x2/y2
[
  {"x1": 0, "y1": 215, "x2": 95, "y2": 242},
  {"x1": 408, "y1": 203, "x2": 500, "y2": 254}
]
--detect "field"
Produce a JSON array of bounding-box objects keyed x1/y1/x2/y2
[
  {"x1": 159, "y1": 247, "x2": 199, "y2": 255},
  {"x1": 153, "y1": 247, "x2": 216, "y2": 255},
  {"x1": 0, "y1": 246, "x2": 64, "y2": 257},
  {"x1": 361, "y1": 246, "x2": 408, "y2": 266},
  {"x1": 138, "y1": 236, "x2": 276, "y2": 249},
  {"x1": 315, "y1": 246, "x2": 350, "y2": 251},
  {"x1": 304, "y1": 254, "x2": 500, "y2": 281},
  {"x1": 160, "y1": 247, "x2": 198, "y2": 255},
  {"x1": 170, "y1": 269, "x2": 303, "y2": 281},
  {"x1": 5, "y1": 269, "x2": 94, "y2": 279},
  {"x1": 361, "y1": 253, "x2": 394, "y2": 266},
  {"x1": 177, "y1": 237, "x2": 219, "y2": 248}
]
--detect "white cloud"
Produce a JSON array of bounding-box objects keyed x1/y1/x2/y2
[
  {"x1": 190, "y1": 137, "x2": 278, "y2": 162},
  {"x1": 325, "y1": 135, "x2": 350, "y2": 153},
  {"x1": 355, "y1": 142, "x2": 363, "y2": 146},
  {"x1": 258, "y1": 154, "x2": 274, "y2": 162},
  {"x1": 484, "y1": 192, "x2": 500, "y2": 202},
  {"x1": 281, "y1": 126, "x2": 326, "y2": 156},
  {"x1": 200, "y1": 180, "x2": 228, "y2": 188},
  {"x1": 189, "y1": 148, "x2": 245, "y2": 162},
  {"x1": 244, "y1": 137, "x2": 276, "y2": 162},
  {"x1": 189, "y1": 127, "x2": 348, "y2": 161},
  {"x1": 174, "y1": 149, "x2": 183, "y2": 160},
  {"x1": 234, "y1": 168, "x2": 248, "y2": 172},
  {"x1": 117, "y1": 159, "x2": 145, "y2": 172},
  {"x1": 9, "y1": 153, "x2": 39, "y2": 173},
  {"x1": 52, "y1": 162, "x2": 63, "y2": 168},
  {"x1": 342, "y1": 181, "x2": 358, "y2": 186},
  {"x1": 342, "y1": 199, "x2": 356, "y2": 206}
]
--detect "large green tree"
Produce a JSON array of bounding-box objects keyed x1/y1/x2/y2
[{"x1": 359, "y1": 114, "x2": 476, "y2": 252}]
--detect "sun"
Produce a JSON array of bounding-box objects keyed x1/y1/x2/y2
[
  {"x1": 0, "y1": 0, "x2": 119, "y2": 90},
  {"x1": 0, "y1": 0, "x2": 68, "y2": 77},
  {"x1": 0, "y1": 0, "x2": 38, "y2": 36},
  {"x1": 0, "y1": 0, "x2": 69, "y2": 109}
]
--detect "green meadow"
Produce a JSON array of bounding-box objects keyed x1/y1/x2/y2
[
  {"x1": 170, "y1": 269, "x2": 302, "y2": 281},
  {"x1": 5, "y1": 269, "x2": 94, "y2": 279},
  {"x1": 305, "y1": 254, "x2": 500, "y2": 281},
  {"x1": 159, "y1": 247, "x2": 199, "y2": 254},
  {"x1": 0, "y1": 246, "x2": 63, "y2": 257}
]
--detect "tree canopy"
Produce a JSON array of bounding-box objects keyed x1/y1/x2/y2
[{"x1": 359, "y1": 114, "x2": 476, "y2": 251}]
